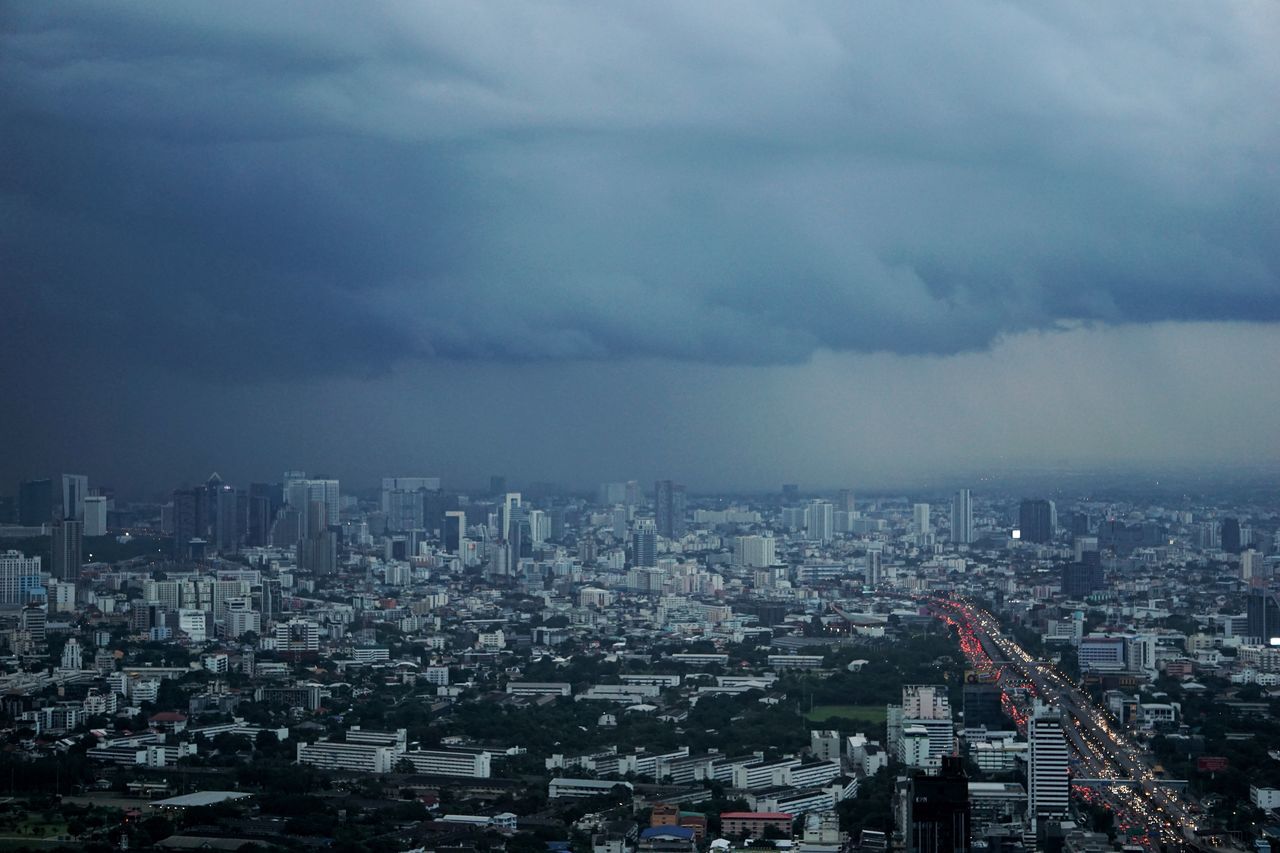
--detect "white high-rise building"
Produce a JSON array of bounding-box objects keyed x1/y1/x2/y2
[
  {"x1": 1241, "y1": 549, "x2": 1263, "y2": 580},
  {"x1": 0, "y1": 550, "x2": 43, "y2": 605},
  {"x1": 528, "y1": 510, "x2": 550, "y2": 545},
  {"x1": 1028, "y1": 706, "x2": 1070, "y2": 830},
  {"x1": 502, "y1": 493, "x2": 523, "y2": 541},
  {"x1": 83, "y1": 496, "x2": 108, "y2": 536},
  {"x1": 913, "y1": 503, "x2": 931, "y2": 536},
  {"x1": 806, "y1": 501, "x2": 834, "y2": 543},
  {"x1": 735, "y1": 534, "x2": 777, "y2": 568},
  {"x1": 950, "y1": 489, "x2": 974, "y2": 544}
]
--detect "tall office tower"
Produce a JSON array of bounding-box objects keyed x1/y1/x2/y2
[
  {"x1": 83, "y1": 495, "x2": 108, "y2": 536},
  {"x1": 632, "y1": 518, "x2": 658, "y2": 567},
  {"x1": 1028, "y1": 706, "x2": 1070, "y2": 831},
  {"x1": 734, "y1": 534, "x2": 777, "y2": 568},
  {"x1": 59, "y1": 474, "x2": 88, "y2": 521},
  {"x1": 837, "y1": 489, "x2": 856, "y2": 514},
  {"x1": 501, "y1": 492, "x2": 523, "y2": 541},
  {"x1": 211, "y1": 481, "x2": 240, "y2": 553},
  {"x1": 384, "y1": 488, "x2": 424, "y2": 532},
  {"x1": 1068, "y1": 511, "x2": 1091, "y2": 537},
  {"x1": 0, "y1": 550, "x2": 43, "y2": 605},
  {"x1": 528, "y1": 509, "x2": 550, "y2": 545},
  {"x1": 1221, "y1": 517, "x2": 1242, "y2": 554},
  {"x1": 171, "y1": 487, "x2": 207, "y2": 558},
  {"x1": 52, "y1": 517, "x2": 83, "y2": 581},
  {"x1": 1018, "y1": 499, "x2": 1053, "y2": 544},
  {"x1": 866, "y1": 548, "x2": 884, "y2": 587},
  {"x1": 489, "y1": 475, "x2": 507, "y2": 496},
  {"x1": 1247, "y1": 587, "x2": 1280, "y2": 644},
  {"x1": 444, "y1": 510, "x2": 467, "y2": 555},
  {"x1": 913, "y1": 503, "x2": 931, "y2": 536},
  {"x1": 654, "y1": 480, "x2": 686, "y2": 539},
  {"x1": 950, "y1": 489, "x2": 973, "y2": 544},
  {"x1": 297, "y1": 501, "x2": 338, "y2": 575},
  {"x1": 624, "y1": 480, "x2": 641, "y2": 508},
  {"x1": 1197, "y1": 521, "x2": 1221, "y2": 550},
  {"x1": 18, "y1": 479, "x2": 54, "y2": 526},
  {"x1": 907, "y1": 755, "x2": 971, "y2": 853},
  {"x1": 286, "y1": 478, "x2": 340, "y2": 533},
  {"x1": 1062, "y1": 555, "x2": 1105, "y2": 599},
  {"x1": 806, "y1": 500, "x2": 834, "y2": 543}
]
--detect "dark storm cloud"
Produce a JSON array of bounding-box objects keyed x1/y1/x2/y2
[{"x1": 3, "y1": 2, "x2": 1279, "y2": 381}]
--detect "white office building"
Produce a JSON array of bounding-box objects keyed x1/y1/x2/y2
[{"x1": 1028, "y1": 707, "x2": 1070, "y2": 830}]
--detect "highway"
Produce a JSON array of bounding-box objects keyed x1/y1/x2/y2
[{"x1": 931, "y1": 596, "x2": 1228, "y2": 851}]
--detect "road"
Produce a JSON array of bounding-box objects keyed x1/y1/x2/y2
[{"x1": 931, "y1": 596, "x2": 1229, "y2": 851}]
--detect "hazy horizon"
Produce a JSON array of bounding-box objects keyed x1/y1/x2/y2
[{"x1": 4, "y1": 4, "x2": 1278, "y2": 497}]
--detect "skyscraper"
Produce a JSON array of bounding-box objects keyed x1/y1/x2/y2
[
  {"x1": 654, "y1": 480, "x2": 686, "y2": 539},
  {"x1": 18, "y1": 479, "x2": 53, "y2": 526},
  {"x1": 633, "y1": 518, "x2": 658, "y2": 567},
  {"x1": 60, "y1": 474, "x2": 88, "y2": 521},
  {"x1": 806, "y1": 500, "x2": 834, "y2": 543},
  {"x1": 1028, "y1": 706, "x2": 1070, "y2": 830},
  {"x1": 906, "y1": 755, "x2": 971, "y2": 853},
  {"x1": 1018, "y1": 499, "x2": 1053, "y2": 544},
  {"x1": 837, "y1": 488, "x2": 856, "y2": 514},
  {"x1": 1247, "y1": 587, "x2": 1280, "y2": 644},
  {"x1": 913, "y1": 503, "x2": 931, "y2": 536},
  {"x1": 1221, "y1": 517, "x2": 1242, "y2": 554},
  {"x1": 444, "y1": 510, "x2": 467, "y2": 555},
  {"x1": 950, "y1": 489, "x2": 973, "y2": 544},
  {"x1": 52, "y1": 517, "x2": 83, "y2": 581}
]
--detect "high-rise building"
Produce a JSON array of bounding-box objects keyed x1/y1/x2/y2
[
  {"x1": 950, "y1": 490, "x2": 973, "y2": 545},
  {"x1": 734, "y1": 534, "x2": 777, "y2": 568},
  {"x1": 18, "y1": 479, "x2": 54, "y2": 526},
  {"x1": 836, "y1": 489, "x2": 856, "y2": 514},
  {"x1": 1062, "y1": 553, "x2": 1104, "y2": 598},
  {"x1": 83, "y1": 495, "x2": 108, "y2": 536},
  {"x1": 806, "y1": 500, "x2": 834, "y2": 543},
  {"x1": 1028, "y1": 706, "x2": 1070, "y2": 830},
  {"x1": 632, "y1": 518, "x2": 658, "y2": 568},
  {"x1": 913, "y1": 503, "x2": 931, "y2": 536},
  {"x1": 286, "y1": 478, "x2": 340, "y2": 531},
  {"x1": 171, "y1": 486, "x2": 208, "y2": 558},
  {"x1": 1018, "y1": 500, "x2": 1053, "y2": 544},
  {"x1": 1247, "y1": 587, "x2": 1280, "y2": 644},
  {"x1": 60, "y1": 474, "x2": 88, "y2": 521},
  {"x1": 1241, "y1": 550, "x2": 1263, "y2": 580},
  {"x1": 52, "y1": 517, "x2": 83, "y2": 581},
  {"x1": 0, "y1": 550, "x2": 43, "y2": 605},
  {"x1": 444, "y1": 510, "x2": 467, "y2": 555},
  {"x1": 654, "y1": 480, "x2": 686, "y2": 539},
  {"x1": 906, "y1": 755, "x2": 970, "y2": 853},
  {"x1": 1221, "y1": 517, "x2": 1242, "y2": 554}
]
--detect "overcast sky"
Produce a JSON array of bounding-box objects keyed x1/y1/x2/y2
[{"x1": 3, "y1": 2, "x2": 1278, "y2": 496}]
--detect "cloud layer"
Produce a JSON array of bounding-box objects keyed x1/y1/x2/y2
[{"x1": 4, "y1": 2, "x2": 1279, "y2": 382}]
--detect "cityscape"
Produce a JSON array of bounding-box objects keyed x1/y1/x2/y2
[
  {"x1": 4, "y1": 3, "x2": 1280, "y2": 853},
  {"x1": 0, "y1": 473, "x2": 1278, "y2": 853}
]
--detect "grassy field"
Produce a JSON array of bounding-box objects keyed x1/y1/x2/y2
[{"x1": 804, "y1": 704, "x2": 887, "y2": 724}]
